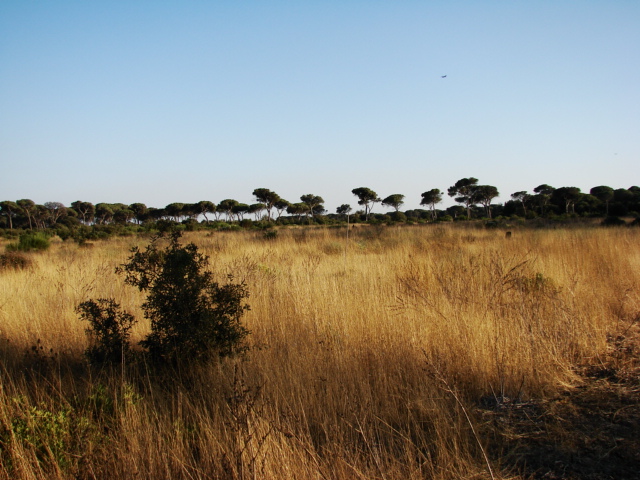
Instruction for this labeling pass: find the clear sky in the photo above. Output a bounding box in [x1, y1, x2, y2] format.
[1, 1, 638, 213]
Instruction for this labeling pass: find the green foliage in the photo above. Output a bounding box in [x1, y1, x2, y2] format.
[336, 204, 352, 216]
[1, 396, 97, 473]
[252, 188, 281, 221]
[352, 187, 380, 220]
[381, 194, 405, 212]
[116, 232, 250, 362]
[448, 177, 479, 218]
[77, 299, 136, 364]
[389, 211, 407, 222]
[6, 232, 50, 252]
[300, 194, 325, 218]
[263, 229, 278, 240]
[420, 189, 442, 220]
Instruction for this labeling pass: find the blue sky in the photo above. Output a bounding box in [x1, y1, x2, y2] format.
[1, 1, 638, 213]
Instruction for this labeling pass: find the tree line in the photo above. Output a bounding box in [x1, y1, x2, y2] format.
[1, 179, 639, 233]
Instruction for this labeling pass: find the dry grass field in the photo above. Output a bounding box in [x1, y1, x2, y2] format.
[0, 224, 639, 479]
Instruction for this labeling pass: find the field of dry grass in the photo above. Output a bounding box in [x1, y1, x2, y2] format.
[1, 224, 639, 479]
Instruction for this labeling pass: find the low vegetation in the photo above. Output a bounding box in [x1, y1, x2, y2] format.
[0, 224, 638, 479]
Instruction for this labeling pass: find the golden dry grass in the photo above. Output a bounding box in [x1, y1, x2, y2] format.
[0, 224, 638, 479]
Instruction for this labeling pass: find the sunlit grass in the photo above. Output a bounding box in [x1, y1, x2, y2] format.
[0, 224, 638, 479]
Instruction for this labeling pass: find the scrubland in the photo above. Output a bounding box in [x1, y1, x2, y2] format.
[0, 224, 638, 479]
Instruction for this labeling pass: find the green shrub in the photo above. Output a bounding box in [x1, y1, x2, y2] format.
[78, 232, 250, 365]
[77, 299, 136, 364]
[6, 233, 50, 252]
[117, 232, 250, 362]
[263, 229, 278, 240]
[389, 211, 407, 223]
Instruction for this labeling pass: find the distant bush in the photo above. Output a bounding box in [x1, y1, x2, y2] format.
[263, 229, 278, 240]
[218, 223, 241, 231]
[389, 211, 407, 223]
[601, 216, 626, 227]
[6, 233, 50, 252]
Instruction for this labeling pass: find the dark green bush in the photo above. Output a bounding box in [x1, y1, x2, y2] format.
[389, 211, 407, 223]
[262, 229, 278, 240]
[77, 299, 136, 364]
[116, 231, 250, 362]
[601, 216, 626, 227]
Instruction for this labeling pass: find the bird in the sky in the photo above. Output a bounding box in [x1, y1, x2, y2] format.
[441, 75, 447, 78]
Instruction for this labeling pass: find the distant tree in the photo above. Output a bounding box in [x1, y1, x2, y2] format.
[113, 206, 135, 225]
[182, 203, 200, 221]
[129, 203, 149, 224]
[232, 203, 249, 221]
[0, 201, 20, 230]
[218, 199, 239, 222]
[576, 194, 601, 216]
[352, 187, 380, 221]
[448, 177, 479, 218]
[420, 189, 442, 221]
[405, 209, 431, 221]
[590, 186, 614, 216]
[381, 194, 405, 212]
[287, 202, 310, 221]
[44, 202, 67, 225]
[300, 194, 325, 219]
[248, 203, 266, 221]
[613, 188, 634, 203]
[510, 191, 531, 217]
[252, 188, 280, 221]
[474, 185, 500, 218]
[533, 184, 555, 216]
[16, 199, 36, 229]
[165, 203, 185, 222]
[95, 203, 115, 224]
[552, 187, 582, 214]
[71, 201, 96, 225]
[336, 204, 352, 218]
[33, 204, 51, 229]
[273, 199, 290, 220]
[446, 205, 466, 219]
[143, 208, 162, 223]
[195, 201, 216, 223]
